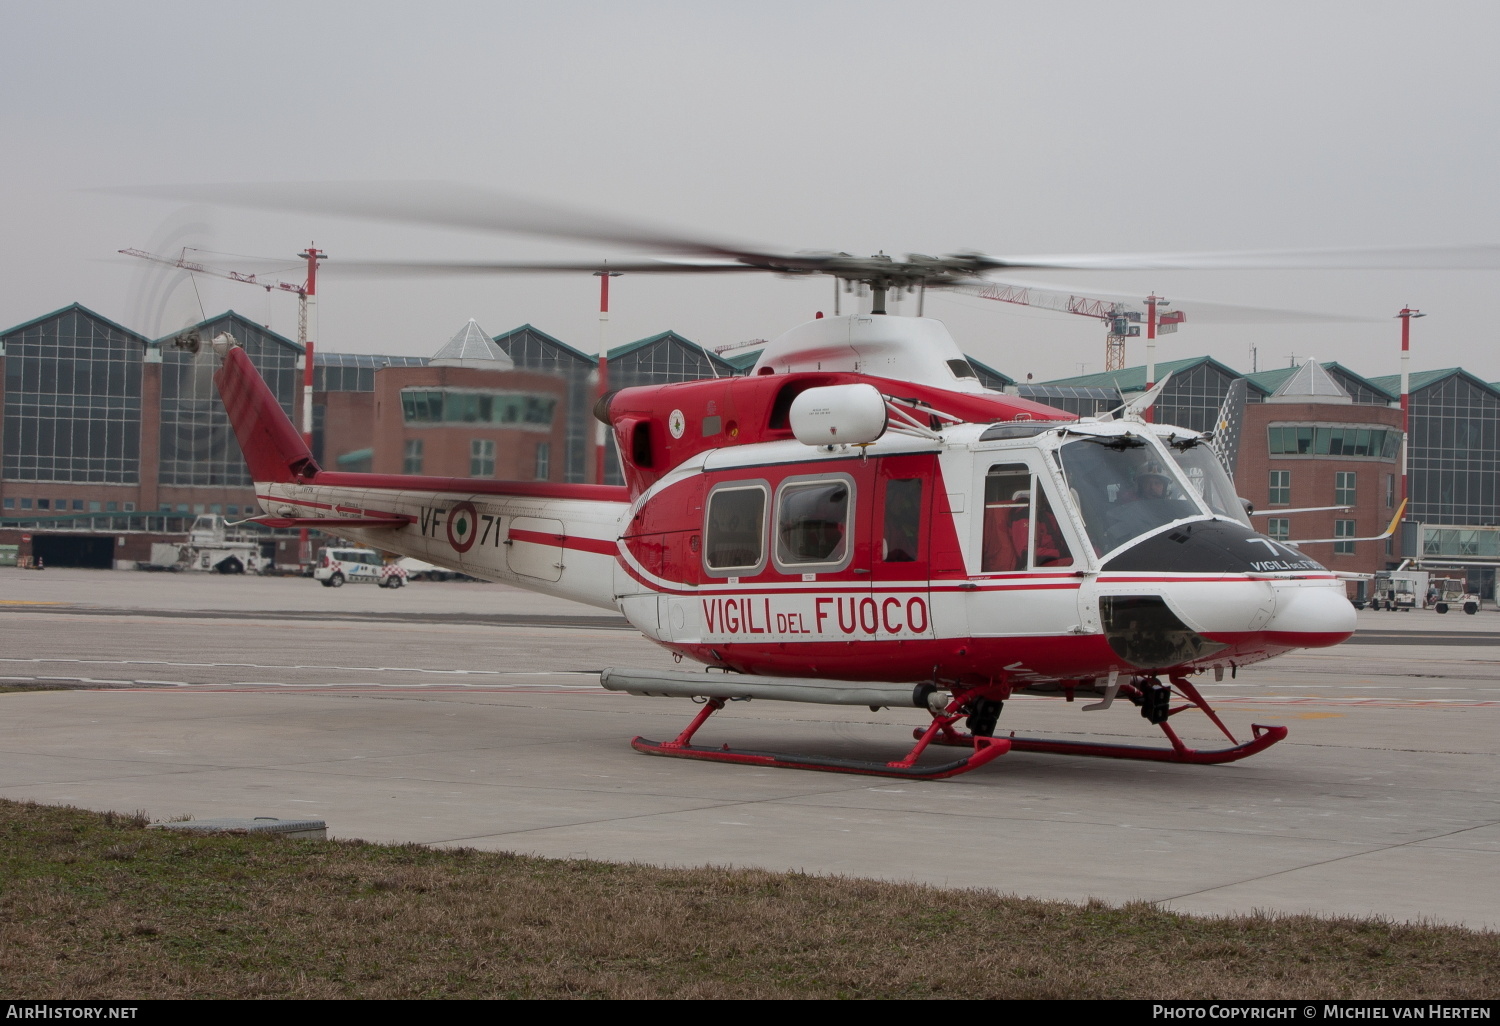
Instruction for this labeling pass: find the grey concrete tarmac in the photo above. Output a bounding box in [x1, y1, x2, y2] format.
[2, 568, 1498, 930]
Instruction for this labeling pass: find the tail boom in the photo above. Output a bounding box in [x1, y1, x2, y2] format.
[257, 478, 628, 609]
[214, 336, 629, 609]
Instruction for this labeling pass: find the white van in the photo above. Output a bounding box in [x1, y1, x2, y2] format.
[314, 547, 406, 588]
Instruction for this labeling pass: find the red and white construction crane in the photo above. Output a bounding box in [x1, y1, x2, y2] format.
[956, 282, 1184, 374]
[119, 245, 325, 447]
[121, 244, 326, 561]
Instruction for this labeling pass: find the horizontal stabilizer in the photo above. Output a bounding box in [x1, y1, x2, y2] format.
[601, 667, 927, 708]
[251, 516, 410, 530]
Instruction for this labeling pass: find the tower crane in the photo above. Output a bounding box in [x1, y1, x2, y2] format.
[955, 282, 1183, 372]
[120, 245, 325, 448]
[121, 244, 326, 564]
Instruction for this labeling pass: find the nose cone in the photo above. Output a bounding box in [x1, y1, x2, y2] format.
[1262, 583, 1357, 648]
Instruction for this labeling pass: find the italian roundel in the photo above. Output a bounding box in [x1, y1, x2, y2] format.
[446, 500, 480, 553]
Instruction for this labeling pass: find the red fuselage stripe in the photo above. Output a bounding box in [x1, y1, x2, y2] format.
[509, 529, 617, 556]
[311, 471, 629, 503]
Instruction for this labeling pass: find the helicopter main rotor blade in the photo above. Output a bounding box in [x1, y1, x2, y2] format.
[974, 243, 1500, 272]
[951, 277, 1378, 324]
[108, 181, 1500, 282]
[111, 180, 784, 264]
[320, 258, 779, 278]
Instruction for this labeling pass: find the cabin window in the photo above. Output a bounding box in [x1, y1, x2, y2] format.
[774, 474, 854, 572]
[704, 482, 768, 575]
[882, 478, 923, 562]
[981, 462, 1074, 571]
[947, 359, 978, 380]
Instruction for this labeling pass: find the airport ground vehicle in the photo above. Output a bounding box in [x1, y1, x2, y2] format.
[1370, 570, 1425, 611]
[144, 514, 266, 574]
[1429, 576, 1480, 615]
[314, 546, 406, 588]
[396, 557, 464, 581]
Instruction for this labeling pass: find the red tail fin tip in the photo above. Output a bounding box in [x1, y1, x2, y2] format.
[214, 345, 321, 484]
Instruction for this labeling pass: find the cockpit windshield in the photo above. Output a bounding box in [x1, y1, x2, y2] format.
[1057, 435, 1208, 554]
[1166, 440, 1253, 527]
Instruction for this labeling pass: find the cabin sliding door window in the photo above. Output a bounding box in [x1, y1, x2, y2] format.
[882, 478, 923, 562]
[981, 462, 1075, 572]
[703, 481, 768, 577]
[774, 474, 855, 574]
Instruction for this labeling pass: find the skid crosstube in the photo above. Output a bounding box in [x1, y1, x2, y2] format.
[1006, 723, 1287, 764]
[631, 734, 1011, 780]
[914, 673, 1288, 766]
[923, 722, 1288, 765]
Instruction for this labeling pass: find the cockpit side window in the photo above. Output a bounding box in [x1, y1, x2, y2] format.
[981, 463, 1074, 572]
[774, 474, 854, 573]
[704, 482, 768, 576]
[1167, 441, 1253, 527]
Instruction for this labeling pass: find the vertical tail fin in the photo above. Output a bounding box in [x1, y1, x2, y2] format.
[214, 343, 321, 483]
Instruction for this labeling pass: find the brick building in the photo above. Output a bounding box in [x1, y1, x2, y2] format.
[365, 320, 569, 481]
[0, 304, 303, 567]
[1237, 360, 1403, 585]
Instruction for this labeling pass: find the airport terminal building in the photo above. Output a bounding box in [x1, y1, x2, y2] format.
[0, 304, 745, 567]
[4, 301, 1499, 586]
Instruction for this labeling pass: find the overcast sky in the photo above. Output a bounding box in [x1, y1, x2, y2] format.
[4, 0, 1498, 383]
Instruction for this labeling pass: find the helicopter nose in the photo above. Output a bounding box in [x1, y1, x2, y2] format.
[1260, 582, 1357, 648]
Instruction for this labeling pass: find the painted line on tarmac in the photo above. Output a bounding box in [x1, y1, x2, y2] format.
[0, 672, 603, 690]
[1348, 631, 1500, 646]
[0, 605, 635, 630]
[1203, 682, 1500, 692]
[218, 679, 600, 689]
[1213, 695, 1500, 707]
[84, 684, 613, 694]
[0, 657, 602, 676]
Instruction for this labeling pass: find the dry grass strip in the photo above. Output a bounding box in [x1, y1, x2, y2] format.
[0, 799, 1495, 999]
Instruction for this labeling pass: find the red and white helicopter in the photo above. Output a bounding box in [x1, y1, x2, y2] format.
[181, 184, 1493, 780]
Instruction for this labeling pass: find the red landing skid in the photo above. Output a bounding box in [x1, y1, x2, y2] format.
[632, 698, 1011, 781]
[921, 676, 1287, 765]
